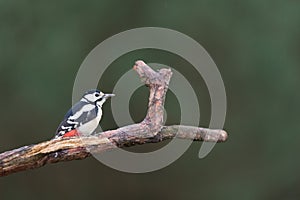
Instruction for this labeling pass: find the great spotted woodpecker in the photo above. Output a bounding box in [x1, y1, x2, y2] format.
[54, 89, 114, 138]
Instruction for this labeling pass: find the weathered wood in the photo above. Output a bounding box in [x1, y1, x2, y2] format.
[0, 60, 228, 177]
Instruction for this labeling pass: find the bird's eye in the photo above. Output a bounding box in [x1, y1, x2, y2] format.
[95, 93, 100, 97]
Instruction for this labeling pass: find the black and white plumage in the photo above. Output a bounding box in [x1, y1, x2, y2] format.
[54, 89, 114, 138]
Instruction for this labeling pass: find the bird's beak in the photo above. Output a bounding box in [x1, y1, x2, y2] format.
[104, 93, 115, 98]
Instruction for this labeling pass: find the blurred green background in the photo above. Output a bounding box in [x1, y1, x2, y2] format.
[1, 1, 300, 199]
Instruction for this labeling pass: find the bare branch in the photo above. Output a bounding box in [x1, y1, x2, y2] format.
[0, 60, 228, 177]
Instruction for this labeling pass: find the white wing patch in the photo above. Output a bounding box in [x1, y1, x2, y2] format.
[69, 104, 95, 120]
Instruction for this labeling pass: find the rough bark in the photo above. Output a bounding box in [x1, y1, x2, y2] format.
[0, 60, 228, 177]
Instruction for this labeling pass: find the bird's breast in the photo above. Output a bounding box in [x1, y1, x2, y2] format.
[77, 109, 102, 136]
[77, 118, 99, 136]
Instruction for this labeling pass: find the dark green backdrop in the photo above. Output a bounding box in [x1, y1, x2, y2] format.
[1, 1, 300, 200]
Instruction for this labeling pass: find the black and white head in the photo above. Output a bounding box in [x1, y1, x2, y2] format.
[82, 89, 114, 107]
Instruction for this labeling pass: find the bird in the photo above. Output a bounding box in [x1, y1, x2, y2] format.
[54, 89, 114, 138]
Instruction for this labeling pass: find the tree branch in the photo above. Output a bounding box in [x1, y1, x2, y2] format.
[0, 60, 228, 177]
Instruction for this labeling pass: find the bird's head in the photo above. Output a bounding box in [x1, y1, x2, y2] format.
[82, 89, 115, 106]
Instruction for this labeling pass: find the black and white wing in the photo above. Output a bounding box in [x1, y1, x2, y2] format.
[55, 101, 98, 138]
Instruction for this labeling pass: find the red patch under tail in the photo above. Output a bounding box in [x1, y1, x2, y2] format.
[62, 129, 79, 138]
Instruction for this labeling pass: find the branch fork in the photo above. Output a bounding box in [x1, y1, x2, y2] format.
[0, 60, 228, 177]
